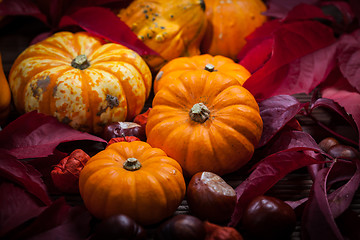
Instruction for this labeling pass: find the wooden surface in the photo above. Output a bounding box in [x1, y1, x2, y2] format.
[1, 16, 360, 240]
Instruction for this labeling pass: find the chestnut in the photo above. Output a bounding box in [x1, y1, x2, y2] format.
[240, 195, 296, 240]
[327, 144, 360, 160]
[90, 214, 146, 240]
[186, 171, 237, 223]
[154, 214, 206, 240]
[318, 137, 339, 152]
[102, 121, 145, 142]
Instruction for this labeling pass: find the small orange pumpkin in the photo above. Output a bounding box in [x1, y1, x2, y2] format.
[201, 0, 267, 60]
[146, 68, 263, 177]
[79, 141, 186, 225]
[153, 54, 251, 94]
[9, 31, 152, 134]
[118, 0, 207, 71]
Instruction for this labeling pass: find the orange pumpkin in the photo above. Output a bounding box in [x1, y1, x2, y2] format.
[118, 0, 207, 71]
[146, 68, 263, 177]
[153, 54, 251, 94]
[8, 31, 152, 134]
[0, 53, 11, 126]
[201, 0, 267, 60]
[79, 141, 186, 225]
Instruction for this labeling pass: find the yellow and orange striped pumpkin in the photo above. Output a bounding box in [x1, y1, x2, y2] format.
[9, 31, 152, 134]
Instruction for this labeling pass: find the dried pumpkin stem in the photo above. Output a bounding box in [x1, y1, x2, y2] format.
[71, 54, 90, 70]
[204, 63, 215, 72]
[123, 157, 142, 171]
[189, 103, 210, 123]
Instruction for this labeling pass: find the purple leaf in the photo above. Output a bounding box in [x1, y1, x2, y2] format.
[0, 111, 106, 159]
[229, 151, 324, 227]
[59, 6, 159, 56]
[257, 95, 306, 147]
[0, 150, 52, 205]
[0, 182, 46, 238]
[302, 159, 360, 239]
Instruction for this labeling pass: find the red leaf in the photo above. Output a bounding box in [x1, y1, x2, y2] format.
[0, 0, 47, 23]
[242, 19, 336, 100]
[228, 151, 323, 227]
[336, 29, 360, 93]
[302, 159, 360, 240]
[258, 95, 305, 147]
[0, 182, 46, 238]
[59, 6, 159, 56]
[283, 3, 333, 22]
[0, 150, 52, 205]
[0, 111, 106, 159]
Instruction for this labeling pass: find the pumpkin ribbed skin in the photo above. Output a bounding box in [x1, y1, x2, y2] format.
[201, 0, 267, 60]
[79, 141, 186, 225]
[153, 54, 251, 94]
[118, 0, 207, 71]
[146, 70, 263, 177]
[9, 31, 152, 134]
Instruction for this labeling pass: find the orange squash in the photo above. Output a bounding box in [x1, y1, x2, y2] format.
[0, 53, 11, 126]
[79, 141, 186, 225]
[201, 0, 267, 60]
[153, 54, 251, 94]
[118, 0, 207, 71]
[8, 31, 152, 134]
[146, 68, 263, 177]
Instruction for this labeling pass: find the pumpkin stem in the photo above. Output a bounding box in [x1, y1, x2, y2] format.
[123, 157, 142, 171]
[204, 63, 216, 72]
[189, 103, 210, 123]
[71, 54, 90, 70]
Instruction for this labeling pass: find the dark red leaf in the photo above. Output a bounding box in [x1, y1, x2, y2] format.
[59, 6, 159, 56]
[242, 19, 336, 100]
[10, 200, 93, 240]
[0, 111, 106, 159]
[302, 159, 360, 240]
[0, 150, 52, 205]
[263, 0, 319, 19]
[283, 3, 333, 22]
[0, 182, 46, 238]
[0, 0, 47, 23]
[228, 151, 324, 227]
[336, 29, 360, 93]
[257, 95, 305, 147]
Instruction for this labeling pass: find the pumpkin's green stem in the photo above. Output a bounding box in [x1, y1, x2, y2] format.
[123, 157, 142, 171]
[71, 54, 90, 70]
[189, 103, 210, 123]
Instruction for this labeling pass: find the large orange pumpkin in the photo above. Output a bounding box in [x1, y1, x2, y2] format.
[146, 68, 263, 177]
[201, 0, 267, 60]
[118, 0, 207, 71]
[9, 31, 152, 134]
[153, 54, 251, 94]
[79, 141, 186, 225]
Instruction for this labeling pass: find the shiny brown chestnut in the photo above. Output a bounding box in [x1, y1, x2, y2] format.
[327, 144, 360, 160]
[154, 214, 206, 240]
[186, 171, 237, 223]
[241, 195, 296, 240]
[102, 121, 145, 142]
[90, 214, 146, 240]
[318, 137, 339, 153]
